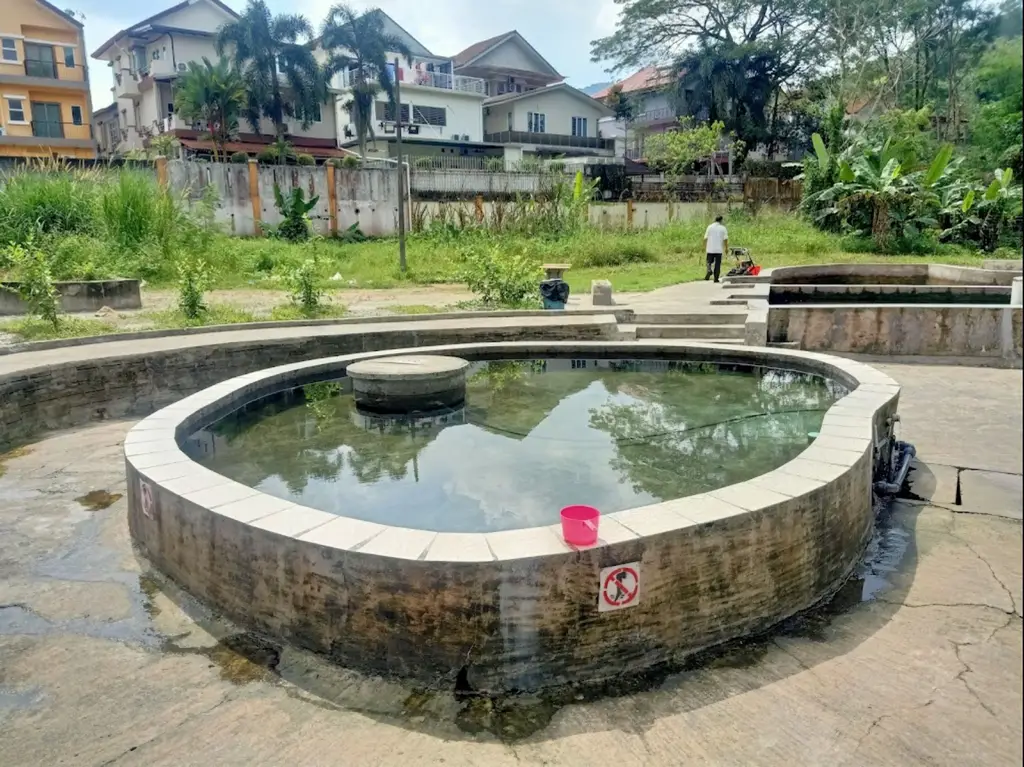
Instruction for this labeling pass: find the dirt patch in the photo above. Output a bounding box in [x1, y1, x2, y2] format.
[74, 490, 124, 511]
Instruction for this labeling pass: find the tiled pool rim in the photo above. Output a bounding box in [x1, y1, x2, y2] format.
[124, 340, 901, 693]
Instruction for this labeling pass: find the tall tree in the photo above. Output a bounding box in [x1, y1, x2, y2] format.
[216, 0, 324, 142]
[320, 5, 412, 159]
[173, 56, 246, 162]
[591, 0, 823, 156]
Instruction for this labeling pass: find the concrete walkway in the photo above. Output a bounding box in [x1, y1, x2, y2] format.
[0, 361, 1020, 766]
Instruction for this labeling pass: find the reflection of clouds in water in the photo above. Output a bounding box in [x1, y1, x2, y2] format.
[206, 362, 842, 534]
[436, 383, 657, 529]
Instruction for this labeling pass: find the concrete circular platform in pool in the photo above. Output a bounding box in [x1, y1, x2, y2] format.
[123, 340, 901, 694]
[346, 353, 469, 412]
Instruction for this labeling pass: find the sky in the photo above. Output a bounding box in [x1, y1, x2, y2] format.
[71, 0, 624, 112]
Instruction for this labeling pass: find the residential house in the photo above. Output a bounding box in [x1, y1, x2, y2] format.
[90, 0, 344, 160]
[593, 66, 710, 162]
[330, 11, 495, 166]
[453, 31, 615, 160]
[92, 102, 119, 157]
[0, 0, 94, 160]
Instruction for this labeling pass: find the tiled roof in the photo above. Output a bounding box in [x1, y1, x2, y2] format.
[453, 32, 514, 67]
[592, 66, 673, 100]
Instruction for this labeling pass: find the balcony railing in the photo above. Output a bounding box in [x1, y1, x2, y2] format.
[29, 121, 92, 140]
[484, 131, 615, 151]
[634, 107, 676, 124]
[334, 66, 486, 95]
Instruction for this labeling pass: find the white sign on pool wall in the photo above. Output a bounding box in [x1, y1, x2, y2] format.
[140, 480, 154, 520]
[598, 562, 641, 612]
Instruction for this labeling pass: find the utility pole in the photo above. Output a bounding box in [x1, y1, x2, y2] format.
[393, 57, 407, 273]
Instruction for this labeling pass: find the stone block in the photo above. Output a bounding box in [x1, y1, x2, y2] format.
[591, 279, 614, 306]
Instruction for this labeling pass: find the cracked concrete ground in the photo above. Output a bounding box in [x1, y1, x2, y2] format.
[0, 362, 1020, 766]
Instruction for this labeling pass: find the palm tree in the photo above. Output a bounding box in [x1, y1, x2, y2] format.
[320, 5, 412, 159]
[173, 56, 246, 162]
[216, 0, 324, 143]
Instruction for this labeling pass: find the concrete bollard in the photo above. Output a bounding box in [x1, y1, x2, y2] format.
[1012, 276, 1022, 307]
[591, 279, 614, 306]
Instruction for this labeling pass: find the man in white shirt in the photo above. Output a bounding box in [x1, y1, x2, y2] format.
[703, 215, 729, 283]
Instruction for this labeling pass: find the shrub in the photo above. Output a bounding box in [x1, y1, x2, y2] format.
[272, 184, 320, 242]
[414, 157, 435, 169]
[286, 258, 324, 315]
[0, 165, 99, 242]
[3, 236, 61, 329]
[46, 234, 110, 280]
[340, 155, 359, 169]
[578, 240, 656, 267]
[256, 149, 277, 164]
[743, 159, 804, 179]
[177, 254, 209, 320]
[99, 170, 161, 250]
[326, 158, 343, 169]
[230, 151, 250, 164]
[484, 157, 505, 172]
[460, 246, 539, 307]
[296, 153, 316, 166]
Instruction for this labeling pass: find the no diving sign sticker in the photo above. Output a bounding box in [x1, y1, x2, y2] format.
[598, 563, 640, 612]
[140, 480, 155, 520]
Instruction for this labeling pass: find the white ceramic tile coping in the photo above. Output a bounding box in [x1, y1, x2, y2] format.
[123, 340, 899, 564]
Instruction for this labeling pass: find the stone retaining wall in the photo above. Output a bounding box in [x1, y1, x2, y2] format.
[123, 341, 900, 694]
[0, 279, 141, 316]
[0, 317, 615, 452]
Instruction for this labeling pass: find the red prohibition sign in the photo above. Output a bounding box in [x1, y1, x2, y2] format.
[602, 566, 639, 607]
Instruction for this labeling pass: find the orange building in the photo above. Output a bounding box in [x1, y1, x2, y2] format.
[0, 0, 95, 159]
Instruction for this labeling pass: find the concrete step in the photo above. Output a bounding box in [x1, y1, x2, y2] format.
[710, 298, 749, 306]
[632, 312, 748, 326]
[723, 274, 772, 285]
[724, 282, 757, 290]
[768, 341, 800, 349]
[635, 324, 746, 340]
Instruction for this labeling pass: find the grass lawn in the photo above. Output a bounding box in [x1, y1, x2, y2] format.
[194, 210, 996, 295]
[1, 209, 1009, 343]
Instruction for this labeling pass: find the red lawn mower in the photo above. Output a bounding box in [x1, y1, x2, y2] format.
[725, 247, 761, 277]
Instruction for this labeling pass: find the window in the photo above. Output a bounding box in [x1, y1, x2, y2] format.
[526, 111, 545, 133]
[6, 98, 26, 123]
[411, 105, 445, 127]
[71, 105, 82, 125]
[24, 43, 56, 78]
[167, 103, 174, 118]
[63, 46, 75, 68]
[1, 38, 17, 62]
[151, 49, 160, 61]
[507, 111, 512, 131]
[31, 102, 63, 138]
[310, 101, 322, 122]
[571, 359, 588, 369]
[571, 116, 588, 137]
[375, 101, 410, 123]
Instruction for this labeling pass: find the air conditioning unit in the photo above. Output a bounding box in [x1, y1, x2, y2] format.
[461, 134, 470, 141]
[0, 127, 5, 136]
[177, 63, 187, 72]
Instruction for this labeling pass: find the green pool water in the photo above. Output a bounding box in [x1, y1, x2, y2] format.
[183, 358, 847, 533]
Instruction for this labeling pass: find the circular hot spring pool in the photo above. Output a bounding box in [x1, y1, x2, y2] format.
[124, 342, 899, 694]
[181, 358, 847, 534]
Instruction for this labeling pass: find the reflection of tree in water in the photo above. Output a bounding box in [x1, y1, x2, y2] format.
[195, 382, 451, 492]
[589, 366, 844, 498]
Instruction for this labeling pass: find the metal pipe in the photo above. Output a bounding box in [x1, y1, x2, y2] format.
[874, 440, 917, 494]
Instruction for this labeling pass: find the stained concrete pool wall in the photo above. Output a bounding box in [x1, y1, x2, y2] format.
[0, 313, 617, 452]
[123, 341, 900, 694]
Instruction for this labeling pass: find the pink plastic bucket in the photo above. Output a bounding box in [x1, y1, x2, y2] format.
[560, 505, 600, 546]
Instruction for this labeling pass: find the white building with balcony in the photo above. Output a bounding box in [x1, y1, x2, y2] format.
[452, 31, 615, 160]
[329, 11, 496, 167]
[91, 0, 344, 159]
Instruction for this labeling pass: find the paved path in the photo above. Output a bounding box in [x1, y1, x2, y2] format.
[0, 362, 1020, 766]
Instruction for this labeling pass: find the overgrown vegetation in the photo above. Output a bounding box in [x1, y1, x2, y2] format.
[177, 255, 210, 320]
[286, 257, 325, 315]
[2, 236, 60, 329]
[272, 183, 319, 241]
